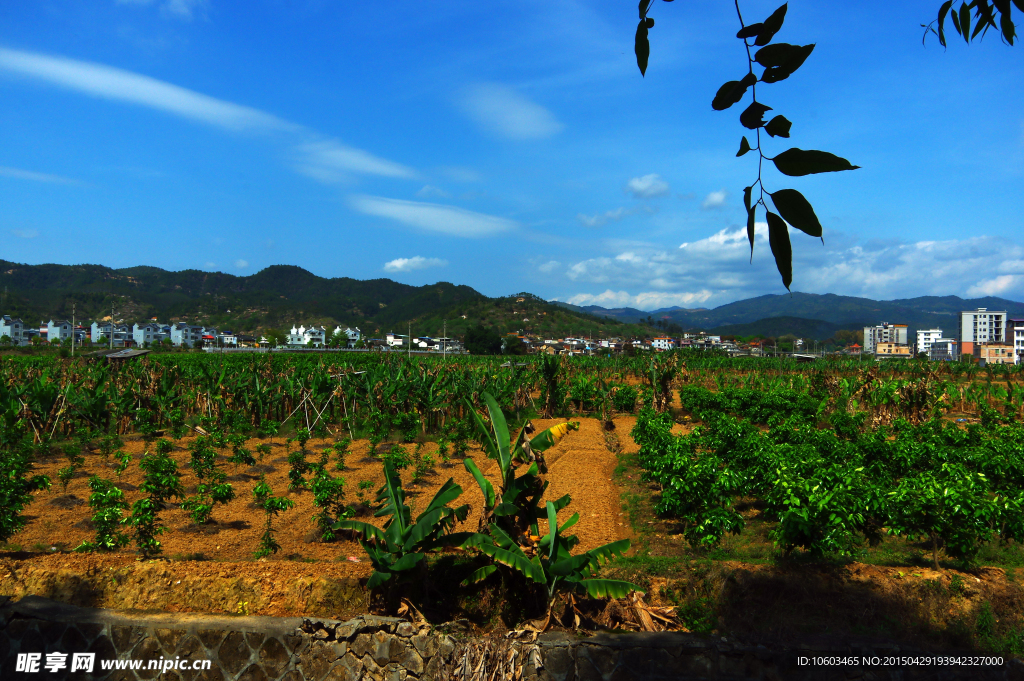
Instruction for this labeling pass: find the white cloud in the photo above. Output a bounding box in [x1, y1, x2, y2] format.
[383, 256, 448, 273]
[565, 290, 714, 310]
[235, 259, 248, 269]
[701, 189, 728, 210]
[625, 174, 669, 198]
[0, 165, 81, 185]
[349, 196, 516, 238]
[204, 261, 216, 268]
[538, 260, 561, 273]
[415, 185, 450, 199]
[10, 229, 39, 239]
[291, 138, 416, 182]
[460, 83, 563, 140]
[967, 275, 1021, 297]
[561, 227, 1024, 309]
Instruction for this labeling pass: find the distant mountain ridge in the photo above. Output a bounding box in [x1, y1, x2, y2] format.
[565, 292, 1024, 338]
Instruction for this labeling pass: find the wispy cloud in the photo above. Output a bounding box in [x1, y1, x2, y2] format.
[291, 138, 416, 182]
[701, 189, 727, 210]
[116, 0, 208, 21]
[383, 256, 448, 273]
[350, 196, 516, 238]
[0, 47, 293, 133]
[234, 259, 249, 269]
[9, 229, 39, 239]
[0, 165, 81, 185]
[0, 48, 416, 182]
[576, 205, 653, 228]
[625, 174, 669, 199]
[415, 185, 450, 199]
[460, 83, 563, 140]
[538, 260, 561, 273]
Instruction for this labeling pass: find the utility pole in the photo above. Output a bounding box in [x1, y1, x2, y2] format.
[408, 321, 411, 360]
[443, 319, 446, 360]
[110, 303, 114, 350]
[71, 303, 75, 357]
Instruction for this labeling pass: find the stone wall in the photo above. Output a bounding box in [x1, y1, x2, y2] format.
[0, 596, 455, 681]
[3, 596, 1023, 681]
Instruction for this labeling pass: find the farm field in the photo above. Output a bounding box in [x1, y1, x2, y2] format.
[3, 350, 1024, 650]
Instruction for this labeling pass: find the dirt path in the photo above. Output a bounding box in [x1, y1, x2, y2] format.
[533, 417, 632, 550]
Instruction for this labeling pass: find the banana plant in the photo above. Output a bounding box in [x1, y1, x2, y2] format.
[336, 458, 473, 590]
[463, 392, 579, 537]
[463, 500, 637, 627]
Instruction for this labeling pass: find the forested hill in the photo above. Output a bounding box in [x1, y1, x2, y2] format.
[0, 260, 483, 331]
[0, 261, 653, 339]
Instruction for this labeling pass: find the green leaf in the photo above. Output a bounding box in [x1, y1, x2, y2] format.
[740, 102, 772, 129]
[951, 2, 962, 35]
[460, 565, 497, 586]
[481, 392, 511, 471]
[754, 42, 802, 68]
[959, 2, 971, 42]
[766, 211, 792, 290]
[635, 20, 650, 77]
[335, 519, 386, 543]
[366, 570, 392, 590]
[736, 23, 763, 39]
[711, 73, 757, 111]
[549, 553, 593, 577]
[764, 115, 791, 138]
[744, 186, 755, 261]
[772, 148, 860, 176]
[587, 538, 632, 565]
[770, 189, 822, 238]
[463, 458, 495, 509]
[572, 579, 639, 599]
[389, 551, 425, 573]
[478, 543, 539, 580]
[755, 3, 788, 46]
[737, 136, 752, 156]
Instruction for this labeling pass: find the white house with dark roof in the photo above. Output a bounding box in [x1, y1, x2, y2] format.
[46, 319, 73, 343]
[0, 316, 27, 345]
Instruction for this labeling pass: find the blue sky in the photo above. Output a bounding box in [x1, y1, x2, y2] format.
[1, 1, 1022, 311]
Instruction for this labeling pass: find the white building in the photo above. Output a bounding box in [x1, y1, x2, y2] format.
[133, 322, 168, 347]
[385, 332, 405, 348]
[651, 337, 676, 351]
[91, 322, 133, 348]
[959, 307, 1006, 358]
[1009, 318, 1024, 365]
[863, 322, 908, 354]
[170, 323, 204, 348]
[288, 324, 327, 347]
[916, 328, 943, 356]
[0, 316, 27, 345]
[46, 319, 73, 343]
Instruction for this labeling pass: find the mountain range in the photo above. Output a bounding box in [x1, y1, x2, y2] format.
[561, 292, 1024, 340]
[3, 259, 1022, 342]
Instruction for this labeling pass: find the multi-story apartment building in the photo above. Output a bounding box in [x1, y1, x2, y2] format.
[651, 337, 676, 351]
[929, 338, 959, 362]
[959, 307, 1006, 357]
[1009, 318, 1024, 365]
[863, 322, 908, 354]
[288, 325, 327, 347]
[0, 315, 27, 345]
[915, 328, 943, 356]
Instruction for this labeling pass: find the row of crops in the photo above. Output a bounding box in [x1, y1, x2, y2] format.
[631, 381, 1024, 567]
[3, 350, 1022, 446]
